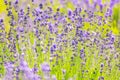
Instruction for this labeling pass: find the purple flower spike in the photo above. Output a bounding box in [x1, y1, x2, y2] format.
[0, 19, 3, 23]
[41, 62, 50, 73]
[85, 0, 89, 4]
[68, 9, 72, 16]
[50, 44, 57, 53]
[35, 29, 39, 36]
[84, 0, 89, 7]
[33, 75, 41, 80]
[97, 0, 102, 4]
[93, 1, 97, 9]
[4, 62, 14, 72]
[80, 49, 84, 53]
[80, 49, 85, 59]
[3, 62, 14, 80]
[17, 27, 24, 32]
[39, 3, 43, 9]
[72, 39, 78, 45]
[110, 0, 119, 8]
[71, 0, 79, 5]
[53, 44, 57, 49]
[15, 0, 18, 4]
[48, 23, 53, 33]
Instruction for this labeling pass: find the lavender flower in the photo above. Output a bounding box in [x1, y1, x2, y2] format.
[41, 62, 50, 73]
[3, 62, 14, 80]
[98, 76, 104, 80]
[17, 27, 24, 32]
[0, 19, 3, 23]
[68, 9, 72, 16]
[1, 0, 120, 80]
[80, 49, 85, 59]
[100, 63, 104, 67]
[110, 0, 119, 8]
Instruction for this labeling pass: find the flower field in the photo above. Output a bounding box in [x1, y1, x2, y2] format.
[0, 0, 120, 80]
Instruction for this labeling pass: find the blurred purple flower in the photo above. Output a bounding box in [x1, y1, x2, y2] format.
[110, 0, 119, 8]
[68, 9, 72, 16]
[3, 62, 14, 80]
[41, 62, 50, 73]
[17, 27, 24, 32]
[80, 49, 85, 59]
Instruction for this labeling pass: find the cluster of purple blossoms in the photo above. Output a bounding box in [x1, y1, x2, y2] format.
[0, 0, 120, 80]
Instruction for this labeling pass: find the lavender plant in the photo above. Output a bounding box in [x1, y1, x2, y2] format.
[0, 0, 120, 80]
